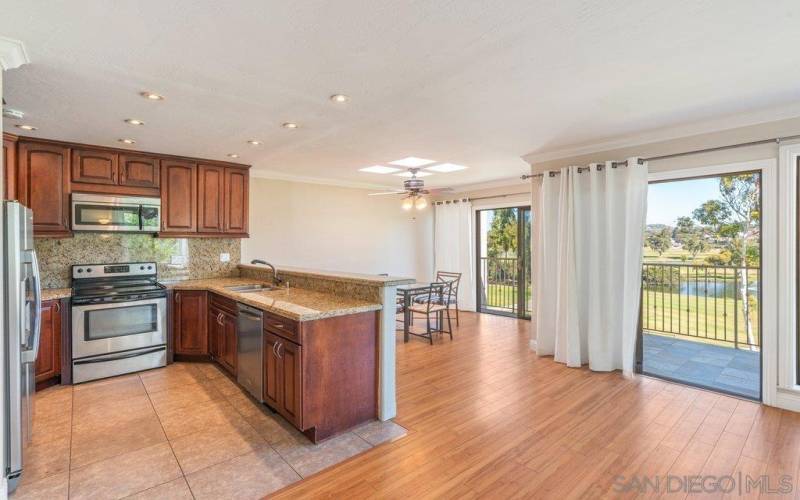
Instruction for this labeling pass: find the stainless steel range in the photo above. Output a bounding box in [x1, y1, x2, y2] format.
[71, 262, 167, 383]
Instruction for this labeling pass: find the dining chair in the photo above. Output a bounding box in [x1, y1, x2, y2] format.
[407, 282, 453, 344]
[414, 271, 462, 326]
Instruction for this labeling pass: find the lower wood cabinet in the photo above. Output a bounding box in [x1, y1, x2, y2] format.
[263, 330, 302, 428]
[209, 304, 237, 375]
[35, 299, 62, 384]
[173, 290, 208, 355]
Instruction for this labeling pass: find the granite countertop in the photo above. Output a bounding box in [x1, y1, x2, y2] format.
[164, 277, 382, 321]
[42, 288, 72, 301]
[237, 264, 414, 286]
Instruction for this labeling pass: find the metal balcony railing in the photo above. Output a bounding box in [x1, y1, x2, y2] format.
[641, 263, 760, 350]
[478, 257, 532, 317]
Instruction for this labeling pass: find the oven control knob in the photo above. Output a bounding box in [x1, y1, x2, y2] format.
[147, 265, 153, 270]
[77, 268, 83, 273]
[140, 265, 145, 270]
[86, 268, 92, 273]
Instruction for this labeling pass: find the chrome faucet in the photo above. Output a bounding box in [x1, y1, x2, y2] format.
[250, 260, 283, 285]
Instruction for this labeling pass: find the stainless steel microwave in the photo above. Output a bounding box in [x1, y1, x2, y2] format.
[71, 193, 161, 233]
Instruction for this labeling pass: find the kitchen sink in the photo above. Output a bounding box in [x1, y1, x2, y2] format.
[224, 284, 274, 293]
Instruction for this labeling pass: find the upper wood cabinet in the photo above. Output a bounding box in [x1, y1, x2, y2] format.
[197, 164, 225, 233]
[6, 134, 249, 238]
[225, 167, 249, 235]
[161, 160, 197, 234]
[119, 154, 160, 189]
[3, 133, 18, 200]
[71, 148, 118, 185]
[17, 140, 72, 237]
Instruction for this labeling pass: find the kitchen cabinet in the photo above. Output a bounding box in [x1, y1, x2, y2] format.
[3, 133, 17, 200]
[173, 290, 207, 355]
[17, 140, 71, 237]
[119, 154, 160, 189]
[35, 299, 62, 384]
[263, 330, 302, 427]
[160, 160, 197, 234]
[224, 167, 249, 235]
[71, 148, 118, 185]
[208, 305, 237, 375]
[197, 164, 225, 233]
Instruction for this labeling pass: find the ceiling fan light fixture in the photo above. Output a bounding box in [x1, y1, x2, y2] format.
[414, 196, 428, 210]
[401, 196, 415, 211]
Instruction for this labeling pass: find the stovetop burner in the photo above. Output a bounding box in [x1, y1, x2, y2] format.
[71, 262, 166, 304]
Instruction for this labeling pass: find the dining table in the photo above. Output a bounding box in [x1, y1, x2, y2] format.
[396, 282, 445, 342]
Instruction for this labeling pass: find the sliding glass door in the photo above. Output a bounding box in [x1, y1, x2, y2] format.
[475, 206, 532, 319]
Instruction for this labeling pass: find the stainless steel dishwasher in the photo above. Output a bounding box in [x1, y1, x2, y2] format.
[236, 303, 263, 402]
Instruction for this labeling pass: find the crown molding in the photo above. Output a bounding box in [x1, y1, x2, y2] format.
[522, 102, 800, 164]
[0, 37, 30, 71]
[447, 176, 531, 194]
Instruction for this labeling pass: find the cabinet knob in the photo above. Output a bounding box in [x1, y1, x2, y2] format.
[217, 312, 224, 325]
[54, 301, 60, 313]
[175, 292, 181, 303]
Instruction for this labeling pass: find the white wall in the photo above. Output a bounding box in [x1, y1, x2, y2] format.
[242, 177, 434, 281]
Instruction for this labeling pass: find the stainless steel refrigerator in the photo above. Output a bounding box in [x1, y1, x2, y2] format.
[3, 201, 41, 492]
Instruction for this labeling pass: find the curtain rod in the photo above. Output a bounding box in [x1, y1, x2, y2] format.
[433, 191, 530, 205]
[520, 133, 800, 180]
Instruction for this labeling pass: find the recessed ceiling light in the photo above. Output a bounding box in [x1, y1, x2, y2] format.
[227, 153, 240, 158]
[125, 118, 145, 126]
[395, 171, 432, 177]
[359, 165, 402, 174]
[389, 157, 436, 167]
[282, 122, 299, 129]
[140, 91, 164, 101]
[118, 138, 136, 145]
[426, 163, 468, 173]
[330, 94, 350, 103]
[15, 124, 38, 131]
[247, 140, 262, 146]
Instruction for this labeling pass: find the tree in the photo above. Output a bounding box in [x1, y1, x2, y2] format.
[683, 234, 707, 259]
[646, 228, 672, 256]
[692, 174, 760, 348]
[487, 209, 518, 258]
[673, 216, 696, 243]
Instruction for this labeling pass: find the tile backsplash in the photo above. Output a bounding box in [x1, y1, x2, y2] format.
[35, 234, 241, 288]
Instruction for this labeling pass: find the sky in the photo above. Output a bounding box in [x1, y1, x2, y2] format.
[646, 177, 722, 226]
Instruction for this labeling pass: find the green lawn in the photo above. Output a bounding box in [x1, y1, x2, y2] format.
[642, 287, 760, 348]
[642, 247, 721, 264]
[484, 283, 532, 313]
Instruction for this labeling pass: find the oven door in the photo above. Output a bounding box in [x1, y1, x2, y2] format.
[72, 200, 142, 232]
[72, 297, 166, 359]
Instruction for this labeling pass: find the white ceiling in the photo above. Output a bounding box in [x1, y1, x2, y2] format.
[2, 1, 800, 189]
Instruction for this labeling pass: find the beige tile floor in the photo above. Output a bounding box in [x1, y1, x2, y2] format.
[11, 362, 407, 500]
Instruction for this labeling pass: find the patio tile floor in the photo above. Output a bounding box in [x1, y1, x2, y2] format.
[642, 332, 760, 400]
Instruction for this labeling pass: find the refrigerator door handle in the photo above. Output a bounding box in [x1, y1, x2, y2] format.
[21, 249, 42, 364]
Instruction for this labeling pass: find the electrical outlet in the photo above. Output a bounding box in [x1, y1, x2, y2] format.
[220, 253, 230, 262]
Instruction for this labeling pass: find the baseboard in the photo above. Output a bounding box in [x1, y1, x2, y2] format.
[775, 388, 800, 412]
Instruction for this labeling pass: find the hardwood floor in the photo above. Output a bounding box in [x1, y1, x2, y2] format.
[274, 311, 800, 499]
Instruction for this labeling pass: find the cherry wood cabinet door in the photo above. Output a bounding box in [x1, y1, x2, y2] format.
[208, 307, 222, 361]
[17, 141, 71, 236]
[263, 331, 281, 409]
[119, 155, 160, 189]
[221, 311, 237, 375]
[173, 290, 207, 355]
[160, 160, 197, 233]
[71, 148, 118, 185]
[224, 167, 249, 235]
[35, 300, 61, 383]
[3, 134, 17, 200]
[197, 164, 224, 233]
[278, 339, 302, 428]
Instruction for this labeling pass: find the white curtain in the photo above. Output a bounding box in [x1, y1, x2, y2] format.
[533, 159, 648, 375]
[434, 200, 476, 311]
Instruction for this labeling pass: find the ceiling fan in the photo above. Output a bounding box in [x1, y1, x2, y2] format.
[368, 168, 452, 210]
